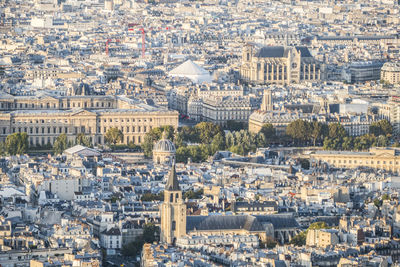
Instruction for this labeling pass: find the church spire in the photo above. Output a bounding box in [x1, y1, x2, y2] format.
[165, 164, 180, 191]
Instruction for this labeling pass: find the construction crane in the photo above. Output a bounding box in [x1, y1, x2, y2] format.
[105, 39, 120, 56]
[128, 25, 173, 58]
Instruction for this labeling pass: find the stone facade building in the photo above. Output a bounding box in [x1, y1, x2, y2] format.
[0, 92, 178, 146]
[381, 62, 400, 84]
[311, 147, 400, 173]
[240, 44, 324, 85]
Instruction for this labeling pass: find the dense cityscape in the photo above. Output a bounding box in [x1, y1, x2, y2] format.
[1, 0, 400, 266]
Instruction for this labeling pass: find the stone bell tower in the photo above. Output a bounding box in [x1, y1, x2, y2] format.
[160, 164, 186, 244]
[260, 89, 273, 112]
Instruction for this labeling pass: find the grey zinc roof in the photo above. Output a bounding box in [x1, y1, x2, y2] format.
[255, 215, 299, 229]
[186, 215, 265, 232]
[295, 46, 312, 57]
[254, 46, 312, 58]
[255, 46, 285, 58]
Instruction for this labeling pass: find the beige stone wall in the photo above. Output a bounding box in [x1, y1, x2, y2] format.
[311, 148, 400, 172]
[0, 96, 179, 146]
[187, 229, 267, 242]
[160, 190, 186, 244]
[240, 45, 322, 85]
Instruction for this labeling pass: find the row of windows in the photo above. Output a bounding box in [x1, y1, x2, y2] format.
[1, 101, 114, 109]
[28, 135, 142, 146]
[11, 117, 170, 124]
[9, 125, 152, 135]
[100, 125, 151, 133]
[100, 118, 152, 123]
[327, 158, 399, 165]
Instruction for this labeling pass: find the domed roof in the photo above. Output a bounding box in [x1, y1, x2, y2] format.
[153, 132, 176, 153]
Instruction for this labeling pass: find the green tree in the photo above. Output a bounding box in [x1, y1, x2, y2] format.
[178, 126, 200, 143]
[328, 123, 347, 140]
[142, 126, 175, 157]
[195, 122, 223, 144]
[105, 127, 124, 145]
[6, 132, 29, 155]
[310, 121, 329, 146]
[53, 133, 69, 155]
[353, 134, 376, 151]
[183, 189, 204, 199]
[141, 192, 164, 202]
[76, 133, 91, 147]
[369, 119, 392, 137]
[260, 123, 276, 144]
[373, 198, 382, 208]
[176, 146, 191, 163]
[211, 132, 226, 153]
[375, 135, 389, 147]
[286, 120, 311, 145]
[342, 136, 354, 151]
[0, 142, 6, 156]
[121, 223, 159, 257]
[229, 144, 245, 155]
[188, 145, 203, 162]
[226, 120, 247, 131]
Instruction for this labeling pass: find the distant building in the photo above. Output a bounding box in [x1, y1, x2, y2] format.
[153, 131, 176, 165]
[341, 61, 383, 84]
[231, 201, 278, 215]
[160, 165, 299, 245]
[0, 92, 178, 146]
[311, 147, 400, 173]
[169, 60, 212, 84]
[240, 44, 324, 84]
[377, 97, 400, 137]
[381, 62, 400, 84]
[306, 229, 339, 248]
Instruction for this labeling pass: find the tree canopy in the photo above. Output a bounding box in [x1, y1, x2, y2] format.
[53, 133, 69, 155]
[75, 133, 91, 147]
[6, 132, 28, 155]
[105, 127, 124, 145]
[369, 119, 392, 137]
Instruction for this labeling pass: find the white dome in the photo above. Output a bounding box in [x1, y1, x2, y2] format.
[153, 139, 176, 153]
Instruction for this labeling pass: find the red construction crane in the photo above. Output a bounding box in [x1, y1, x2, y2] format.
[128, 26, 173, 58]
[105, 39, 120, 56]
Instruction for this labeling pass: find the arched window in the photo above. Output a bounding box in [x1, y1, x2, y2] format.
[170, 193, 173, 202]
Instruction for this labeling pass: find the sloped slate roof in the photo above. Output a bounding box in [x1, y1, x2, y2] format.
[186, 215, 265, 232]
[255, 46, 285, 57]
[254, 46, 312, 58]
[255, 214, 299, 229]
